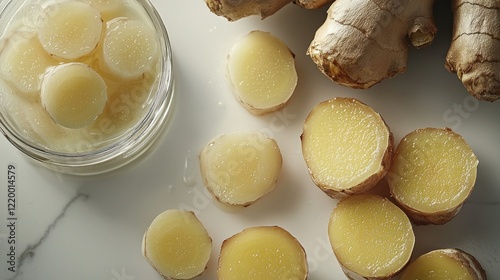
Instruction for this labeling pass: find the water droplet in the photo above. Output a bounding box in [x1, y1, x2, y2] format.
[166, 185, 174, 194]
[218, 101, 226, 108]
[183, 150, 197, 187]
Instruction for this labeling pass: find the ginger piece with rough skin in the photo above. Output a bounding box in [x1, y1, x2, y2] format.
[308, 0, 436, 89]
[301, 98, 393, 199]
[445, 0, 500, 102]
[387, 128, 478, 225]
[204, 0, 293, 21]
[329, 194, 415, 280]
[294, 0, 333, 9]
[400, 248, 487, 280]
[218, 226, 308, 280]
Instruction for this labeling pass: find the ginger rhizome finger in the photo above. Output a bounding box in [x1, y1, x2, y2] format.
[308, 0, 436, 89]
[445, 0, 500, 102]
[204, 0, 293, 21]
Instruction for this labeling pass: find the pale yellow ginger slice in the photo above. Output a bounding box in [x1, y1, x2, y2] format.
[102, 18, 159, 80]
[142, 209, 212, 280]
[205, 0, 293, 21]
[0, 33, 56, 94]
[328, 194, 415, 280]
[301, 98, 393, 199]
[80, 0, 124, 20]
[218, 226, 308, 280]
[400, 249, 486, 280]
[200, 131, 282, 206]
[227, 30, 297, 115]
[41, 63, 108, 129]
[38, 2, 103, 60]
[387, 127, 478, 225]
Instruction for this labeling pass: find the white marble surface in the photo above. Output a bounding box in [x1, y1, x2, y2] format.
[1, 1, 500, 279]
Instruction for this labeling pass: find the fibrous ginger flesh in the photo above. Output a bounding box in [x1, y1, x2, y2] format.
[218, 226, 307, 280]
[227, 31, 297, 114]
[38, 1, 102, 60]
[0, 34, 56, 94]
[41, 63, 108, 129]
[388, 128, 478, 213]
[102, 18, 159, 79]
[200, 131, 282, 206]
[302, 98, 390, 192]
[401, 249, 484, 280]
[329, 194, 414, 278]
[144, 210, 212, 280]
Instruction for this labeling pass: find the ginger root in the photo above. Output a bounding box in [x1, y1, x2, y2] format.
[445, 0, 500, 102]
[204, 0, 293, 21]
[307, 0, 436, 89]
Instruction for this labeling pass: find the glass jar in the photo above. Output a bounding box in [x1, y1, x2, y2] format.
[0, 0, 175, 175]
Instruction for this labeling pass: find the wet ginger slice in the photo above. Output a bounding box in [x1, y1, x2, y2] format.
[328, 194, 415, 280]
[41, 63, 108, 129]
[387, 127, 478, 225]
[227, 30, 297, 115]
[142, 210, 212, 280]
[218, 226, 308, 280]
[38, 1, 102, 60]
[400, 249, 486, 280]
[301, 98, 393, 198]
[200, 131, 282, 207]
[102, 18, 159, 80]
[0, 33, 56, 94]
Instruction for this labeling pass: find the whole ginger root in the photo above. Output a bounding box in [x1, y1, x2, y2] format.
[307, 0, 436, 89]
[445, 0, 500, 102]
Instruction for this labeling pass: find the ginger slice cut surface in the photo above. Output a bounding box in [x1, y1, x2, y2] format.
[218, 226, 308, 280]
[329, 194, 415, 279]
[143, 210, 212, 280]
[387, 127, 478, 225]
[41, 63, 108, 129]
[37, 1, 102, 60]
[0, 33, 57, 94]
[400, 249, 486, 280]
[301, 98, 393, 198]
[200, 131, 282, 206]
[227, 30, 297, 115]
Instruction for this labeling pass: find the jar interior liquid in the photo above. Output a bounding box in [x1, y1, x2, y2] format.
[0, 0, 174, 174]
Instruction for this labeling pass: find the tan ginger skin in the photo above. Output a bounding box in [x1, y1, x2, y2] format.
[308, 0, 436, 89]
[205, 0, 500, 101]
[445, 0, 500, 102]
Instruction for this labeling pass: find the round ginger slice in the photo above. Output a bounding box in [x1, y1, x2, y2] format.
[142, 209, 212, 280]
[387, 127, 478, 225]
[400, 248, 486, 280]
[102, 18, 159, 80]
[328, 194, 415, 280]
[227, 30, 297, 115]
[301, 98, 393, 198]
[218, 226, 308, 280]
[200, 131, 282, 207]
[41, 63, 108, 129]
[38, 1, 103, 60]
